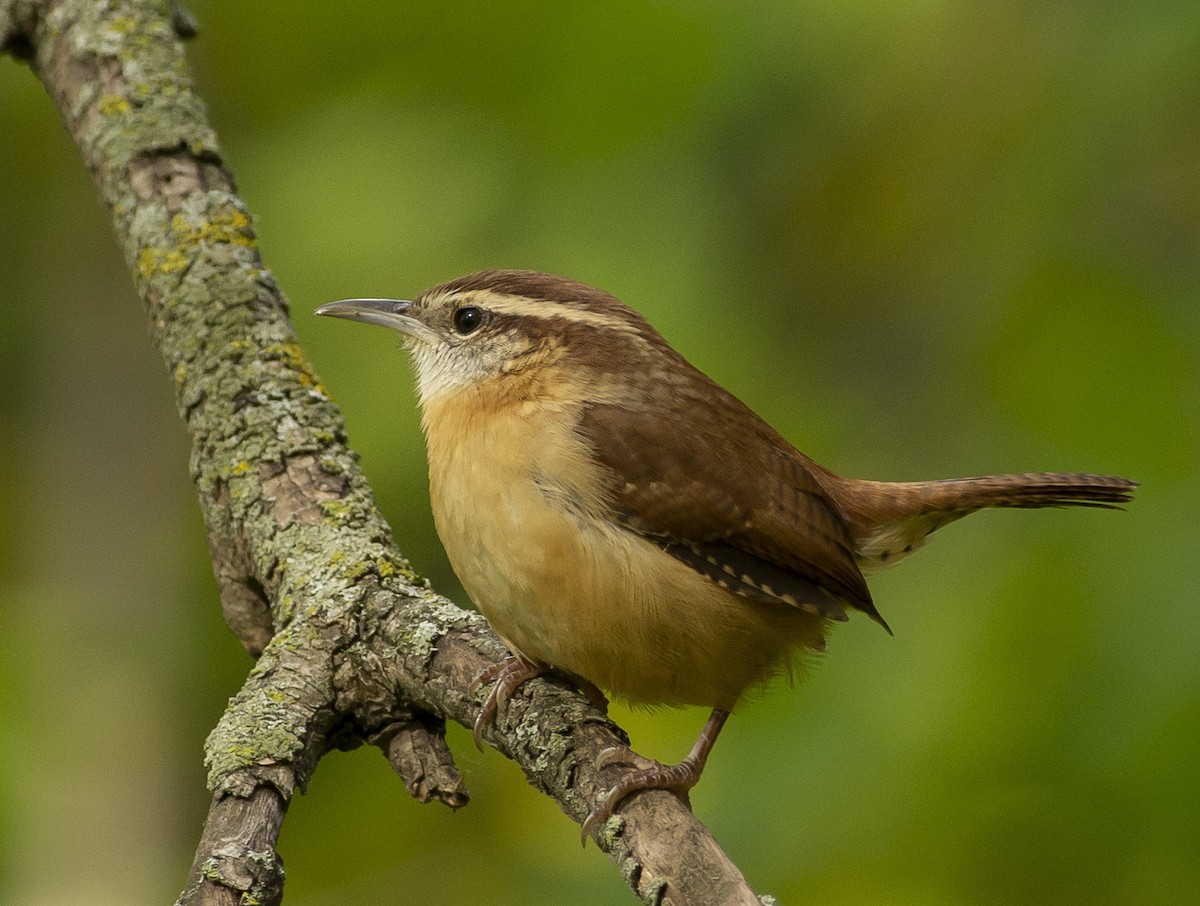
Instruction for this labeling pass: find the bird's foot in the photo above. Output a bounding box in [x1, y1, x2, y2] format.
[470, 654, 547, 750]
[580, 745, 706, 843]
[580, 708, 730, 846]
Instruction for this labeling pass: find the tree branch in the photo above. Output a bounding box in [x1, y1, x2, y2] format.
[1, 2, 763, 903]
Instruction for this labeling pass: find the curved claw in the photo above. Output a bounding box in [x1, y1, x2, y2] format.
[470, 655, 547, 750]
[595, 744, 654, 772]
[472, 690, 499, 751]
[580, 804, 611, 844]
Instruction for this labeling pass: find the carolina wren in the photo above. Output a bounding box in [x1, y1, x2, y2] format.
[317, 269, 1135, 837]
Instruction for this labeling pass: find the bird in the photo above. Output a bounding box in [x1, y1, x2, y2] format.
[316, 269, 1136, 839]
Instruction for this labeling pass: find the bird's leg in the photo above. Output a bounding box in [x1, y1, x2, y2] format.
[581, 708, 730, 842]
[470, 654, 548, 749]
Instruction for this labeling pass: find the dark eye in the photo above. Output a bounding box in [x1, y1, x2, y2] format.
[453, 306, 484, 335]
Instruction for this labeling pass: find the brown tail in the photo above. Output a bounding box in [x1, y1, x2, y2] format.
[823, 471, 1137, 570]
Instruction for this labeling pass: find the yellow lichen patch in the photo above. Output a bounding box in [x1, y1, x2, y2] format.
[173, 362, 187, 385]
[319, 498, 355, 521]
[213, 209, 251, 231]
[98, 94, 131, 116]
[264, 341, 321, 388]
[160, 250, 187, 272]
[346, 560, 375, 581]
[169, 208, 258, 251]
[137, 246, 188, 281]
[202, 210, 256, 247]
[136, 248, 155, 280]
[231, 461, 252, 476]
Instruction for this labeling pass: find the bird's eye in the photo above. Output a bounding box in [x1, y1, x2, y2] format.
[453, 306, 484, 336]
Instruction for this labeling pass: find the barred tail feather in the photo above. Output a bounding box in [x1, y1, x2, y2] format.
[889, 472, 1138, 512]
[829, 472, 1137, 571]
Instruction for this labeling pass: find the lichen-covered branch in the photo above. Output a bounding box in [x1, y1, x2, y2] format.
[1, 2, 763, 904]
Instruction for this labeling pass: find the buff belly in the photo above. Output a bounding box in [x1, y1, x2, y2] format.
[424, 395, 826, 710]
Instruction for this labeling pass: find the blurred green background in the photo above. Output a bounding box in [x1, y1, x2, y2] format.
[1, 1, 1197, 903]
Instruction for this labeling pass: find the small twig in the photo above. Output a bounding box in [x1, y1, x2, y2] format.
[368, 716, 470, 809]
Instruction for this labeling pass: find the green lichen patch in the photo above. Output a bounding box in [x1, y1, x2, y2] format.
[203, 648, 328, 790]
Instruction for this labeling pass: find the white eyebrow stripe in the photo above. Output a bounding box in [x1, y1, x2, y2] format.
[467, 292, 646, 335]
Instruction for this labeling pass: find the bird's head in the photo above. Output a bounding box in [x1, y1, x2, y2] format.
[316, 269, 666, 406]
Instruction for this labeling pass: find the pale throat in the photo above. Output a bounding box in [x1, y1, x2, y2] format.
[408, 342, 479, 406]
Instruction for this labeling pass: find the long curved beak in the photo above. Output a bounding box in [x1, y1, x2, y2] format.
[315, 298, 438, 344]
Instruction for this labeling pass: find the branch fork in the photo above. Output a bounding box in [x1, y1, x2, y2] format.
[2, 2, 765, 903]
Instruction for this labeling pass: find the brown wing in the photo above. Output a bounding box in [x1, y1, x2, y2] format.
[579, 360, 887, 629]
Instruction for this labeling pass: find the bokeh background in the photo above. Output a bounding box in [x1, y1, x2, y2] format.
[1, 2, 1197, 903]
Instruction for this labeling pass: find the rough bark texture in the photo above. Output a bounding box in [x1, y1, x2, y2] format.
[1, 2, 767, 904]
